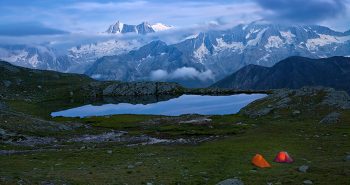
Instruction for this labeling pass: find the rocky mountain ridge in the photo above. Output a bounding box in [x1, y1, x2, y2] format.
[86, 23, 350, 87]
[211, 56, 350, 93]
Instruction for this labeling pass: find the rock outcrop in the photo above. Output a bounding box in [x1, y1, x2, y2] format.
[102, 82, 184, 96]
[241, 87, 350, 118]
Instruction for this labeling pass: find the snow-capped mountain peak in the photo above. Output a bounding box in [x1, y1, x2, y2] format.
[88, 22, 350, 87]
[151, 23, 173, 32]
[106, 21, 174, 35]
[106, 21, 124, 34]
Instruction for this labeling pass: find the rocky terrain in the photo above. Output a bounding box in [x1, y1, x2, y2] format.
[241, 87, 350, 119]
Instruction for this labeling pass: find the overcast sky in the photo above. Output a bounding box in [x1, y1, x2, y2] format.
[0, 0, 349, 36]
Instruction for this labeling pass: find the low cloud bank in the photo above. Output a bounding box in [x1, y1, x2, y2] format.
[150, 67, 215, 82]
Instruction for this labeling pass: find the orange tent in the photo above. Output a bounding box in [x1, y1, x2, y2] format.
[274, 151, 294, 163]
[251, 154, 271, 168]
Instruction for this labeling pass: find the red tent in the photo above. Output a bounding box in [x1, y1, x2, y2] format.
[274, 151, 294, 163]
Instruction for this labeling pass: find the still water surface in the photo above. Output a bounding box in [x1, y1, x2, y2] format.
[51, 94, 267, 117]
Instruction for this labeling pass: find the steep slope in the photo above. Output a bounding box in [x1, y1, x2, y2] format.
[0, 39, 144, 73]
[211, 56, 350, 93]
[0, 44, 72, 72]
[67, 39, 144, 73]
[85, 41, 214, 87]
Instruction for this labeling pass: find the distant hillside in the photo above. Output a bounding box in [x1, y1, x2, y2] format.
[0, 61, 183, 101]
[211, 56, 350, 93]
[0, 60, 95, 100]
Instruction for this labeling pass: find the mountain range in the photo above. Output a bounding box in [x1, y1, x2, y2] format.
[86, 22, 350, 87]
[0, 41, 143, 74]
[211, 56, 350, 93]
[106, 21, 173, 35]
[0, 21, 350, 87]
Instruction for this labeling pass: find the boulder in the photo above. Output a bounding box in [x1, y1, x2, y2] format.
[2, 80, 11, 87]
[298, 165, 309, 173]
[217, 178, 244, 185]
[303, 180, 313, 184]
[0, 101, 8, 110]
[321, 89, 350, 109]
[344, 155, 350, 162]
[292, 110, 301, 116]
[319, 112, 341, 124]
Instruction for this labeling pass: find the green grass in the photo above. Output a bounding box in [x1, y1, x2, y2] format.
[1, 63, 349, 184]
[1, 115, 349, 184]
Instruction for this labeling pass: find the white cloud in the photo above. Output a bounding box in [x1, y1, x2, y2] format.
[150, 67, 215, 82]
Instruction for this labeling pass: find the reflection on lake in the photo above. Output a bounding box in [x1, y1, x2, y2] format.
[51, 94, 267, 117]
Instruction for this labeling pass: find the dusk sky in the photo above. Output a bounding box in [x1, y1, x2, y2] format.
[0, 0, 349, 37]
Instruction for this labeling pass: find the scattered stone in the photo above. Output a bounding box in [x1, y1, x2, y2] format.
[298, 165, 309, 173]
[242, 87, 350, 118]
[69, 132, 125, 143]
[107, 150, 113, 154]
[41, 181, 55, 185]
[244, 107, 273, 118]
[303, 180, 313, 184]
[249, 169, 257, 173]
[135, 161, 143, 166]
[344, 155, 350, 162]
[319, 112, 341, 124]
[292, 110, 301, 116]
[103, 82, 183, 96]
[146, 183, 153, 185]
[199, 171, 208, 176]
[216, 178, 244, 185]
[180, 118, 212, 124]
[3, 80, 11, 87]
[127, 165, 135, 169]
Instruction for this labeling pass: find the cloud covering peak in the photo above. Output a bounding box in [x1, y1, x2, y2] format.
[150, 67, 215, 82]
